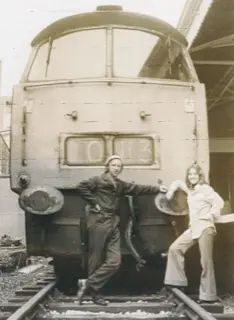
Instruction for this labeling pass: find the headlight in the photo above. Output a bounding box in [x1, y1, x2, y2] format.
[18, 186, 64, 215]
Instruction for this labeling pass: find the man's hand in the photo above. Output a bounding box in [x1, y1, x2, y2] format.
[93, 204, 101, 212]
[159, 185, 168, 193]
[136, 259, 146, 272]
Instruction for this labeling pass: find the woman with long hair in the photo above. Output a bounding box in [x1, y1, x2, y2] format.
[164, 164, 224, 303]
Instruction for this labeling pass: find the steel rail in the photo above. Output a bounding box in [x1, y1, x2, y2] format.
[170, 288, 217, 320]
[7, 281, 56, 320]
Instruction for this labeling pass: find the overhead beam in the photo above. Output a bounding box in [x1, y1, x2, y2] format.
[206, 65, 234, 111]
[207, 67, 233, 98]
[208, 97, 234, 103]
[177, 0, 203, 36]
[208, 97, 234, 111]
[227, 88, 234, 95]
[190, 33, 234, 53]
[210, 138, 234, 153]
[194, 60, 234, 66]
[208, 72, 234, 111]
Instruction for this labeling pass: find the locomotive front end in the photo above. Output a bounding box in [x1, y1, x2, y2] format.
[10, 6, 209, 278]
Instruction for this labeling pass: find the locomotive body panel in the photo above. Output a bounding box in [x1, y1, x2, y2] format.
[11, 81, 208, 258]
[11, 81, 208, 189]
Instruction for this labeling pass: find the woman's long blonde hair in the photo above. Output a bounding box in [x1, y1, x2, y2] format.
[185, 164, 207, 189]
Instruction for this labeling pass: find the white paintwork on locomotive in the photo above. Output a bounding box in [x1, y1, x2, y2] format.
[10, 80, 209, 189]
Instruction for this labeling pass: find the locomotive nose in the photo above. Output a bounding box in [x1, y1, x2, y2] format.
[18, 186, 64, 215]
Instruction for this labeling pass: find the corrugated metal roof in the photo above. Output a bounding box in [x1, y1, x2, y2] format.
[190, 0, 234, 97]
[177, 0, 214, 48]
[192, 0, 234, 47]
[177, 0, 234, 135]
[187, 0, 234, 136]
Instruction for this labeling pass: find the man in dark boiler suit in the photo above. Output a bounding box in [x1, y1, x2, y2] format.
[77, 155, 167, 306]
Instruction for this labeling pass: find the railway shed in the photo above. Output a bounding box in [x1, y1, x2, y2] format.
[179, 0, 234, 210]
[0, 0, 234, 294]
[179, 0, 234, 293]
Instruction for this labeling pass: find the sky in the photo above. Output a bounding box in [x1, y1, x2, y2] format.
[0, 0, 187, 96]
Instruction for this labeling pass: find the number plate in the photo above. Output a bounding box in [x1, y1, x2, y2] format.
[63, 135, 156, 166]
[113, 136, 154, 165]
[64, 136, 105, 165]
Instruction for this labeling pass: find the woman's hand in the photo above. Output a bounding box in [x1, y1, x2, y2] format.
[159, 185, 168, 193]
[165, 180, 188, 200]
[166, 190, 175, 201]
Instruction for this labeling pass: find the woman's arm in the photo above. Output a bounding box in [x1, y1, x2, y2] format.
[205, 186, 224, 219]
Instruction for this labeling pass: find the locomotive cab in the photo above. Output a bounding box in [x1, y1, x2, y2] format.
[10, 5, 209, 291]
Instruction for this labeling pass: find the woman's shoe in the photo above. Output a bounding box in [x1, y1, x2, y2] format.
[197, 299, 220, 304]
[166, 285, 185, 292]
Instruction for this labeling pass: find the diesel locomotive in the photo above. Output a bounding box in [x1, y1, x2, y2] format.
[9, 5, 209, 291]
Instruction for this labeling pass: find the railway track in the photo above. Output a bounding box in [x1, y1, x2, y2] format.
[0, 273, 234, 320]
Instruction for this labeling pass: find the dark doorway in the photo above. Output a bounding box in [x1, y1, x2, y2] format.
[210, 153, 234, 213]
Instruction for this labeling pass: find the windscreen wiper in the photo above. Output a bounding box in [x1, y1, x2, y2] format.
[45, 37, 53, 77]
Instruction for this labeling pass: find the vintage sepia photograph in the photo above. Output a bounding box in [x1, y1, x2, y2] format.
[0, 0, 234, 318]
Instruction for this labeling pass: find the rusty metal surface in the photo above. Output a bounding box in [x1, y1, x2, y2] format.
[41, 289, 227, 320]
[47, 301, 174, 313]
[0, 276, 232, 320]
[170, 287, 219, 320]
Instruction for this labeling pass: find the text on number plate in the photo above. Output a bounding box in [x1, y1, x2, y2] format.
[114, 137, 154, 165]
[65, 137, 105, 165]
[64, 136, 154, 165]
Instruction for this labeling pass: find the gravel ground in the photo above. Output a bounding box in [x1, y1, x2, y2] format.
[0, 259, 53, 304]
[1, 261, 234, 315]
[222, 295, 234, 313]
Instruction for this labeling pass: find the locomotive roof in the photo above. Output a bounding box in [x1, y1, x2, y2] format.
[31, 7, 188, 47]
